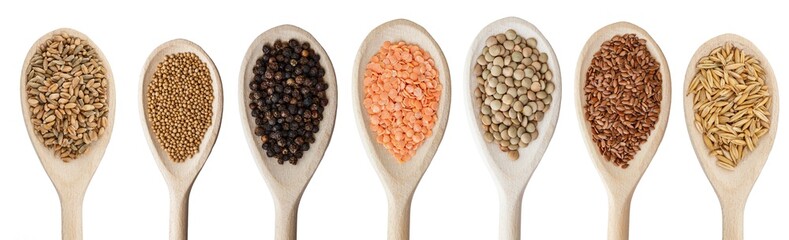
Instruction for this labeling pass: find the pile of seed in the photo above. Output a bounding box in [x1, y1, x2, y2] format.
[583, 34, 662, 169]
[688, 43, 771, 170]
[249, 39, 328, 165]
[363, 41, 441, 163]
[25, 33, 110, 162]
[146, 52, 213, 163]
[473, 29, 555, 160]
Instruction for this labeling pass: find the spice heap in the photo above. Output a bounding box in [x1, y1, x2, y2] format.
[146, 52, 213, 163]
[688, 43, 771, 170]
[473, 29, 555, 160]
[25, 32, 110, 162]
[583, 34, 662, 169]
[248, 39, 328, 165]
[363, 41, 441, 163]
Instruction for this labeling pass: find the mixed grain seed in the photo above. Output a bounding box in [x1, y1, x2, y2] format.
[688, 43, 771, 170]
[473, 29, 555, 160]
[583, 34, 662, 169]
[363, 41, 441, 163]
[146, 52, 214, 163]
[248, 39, 328, 165]
[25, 32, 110, 162]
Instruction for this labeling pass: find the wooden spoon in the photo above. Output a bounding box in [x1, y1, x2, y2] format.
[466, 17, 562, 240]
[20, 28, 115, 240]
[576, 22, 671, 240]
[683, 34, 779, 240]
[239, 24, 337, 240]
[140, 39, 223, 240]
[352, 19, 451, 240]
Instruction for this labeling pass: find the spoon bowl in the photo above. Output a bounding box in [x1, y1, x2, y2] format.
[352, 19, 451, 240]
[140, 39, 223, 240]
[239, 24, 337, 240]
[20, 28, 115, 240]
[466, 17, 561, 240]
[576, 22, 671, 240]
[683, 34, 779, 240]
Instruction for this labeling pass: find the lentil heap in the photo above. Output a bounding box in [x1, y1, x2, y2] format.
[473, 29, 555, 160]
[248, 39, 328, 165]
[25, 33, 110, 162]
[583, 34, 662, 169]
[688, 43, 771, 170]
[146, 52, 214, 163]
[363, 41, 441, 163]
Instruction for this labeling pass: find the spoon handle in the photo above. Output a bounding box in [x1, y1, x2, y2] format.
[274, 199, 299, 240]
[607, 194, 633, 240]
[169, 190, 190, 240]
[721, 197, 746, 240]
[387, 193, 414, 240]
[498, 191, 524, 240]
[59, 191, 85, 240]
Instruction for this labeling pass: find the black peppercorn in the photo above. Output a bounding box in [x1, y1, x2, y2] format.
[248, 38, 328, 165]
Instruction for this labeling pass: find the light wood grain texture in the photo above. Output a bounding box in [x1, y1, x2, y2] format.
[140, 39, 223, 240]
[238, 24, 337, 240]
[352, 19, 451, 240]
[683, 34, 779, 240]
[465, 17, 561, 240]
[20, 28, 115, 240]
[576, 22, 671, 240]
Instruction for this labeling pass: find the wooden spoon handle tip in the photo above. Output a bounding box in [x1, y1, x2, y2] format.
[607, 196, 632, 240]
[721, 197, 746, 240]
[274, 200, 299, 240]
[169, 191, 189, 240]
[498, 192, 524, 240]
[60, 192, 85, 240]
[387, 195, 413, 240]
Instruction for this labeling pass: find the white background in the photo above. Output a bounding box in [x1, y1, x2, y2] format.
[0, 0, 786, 239]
